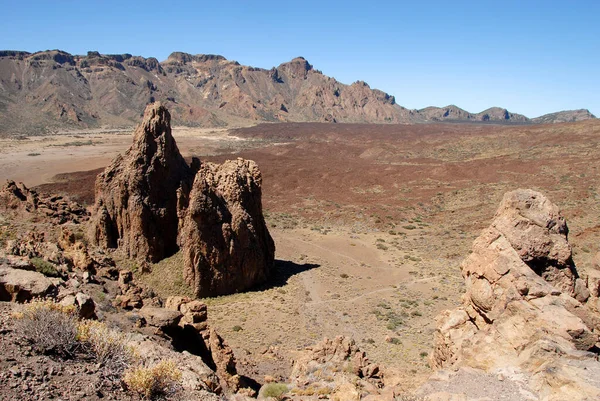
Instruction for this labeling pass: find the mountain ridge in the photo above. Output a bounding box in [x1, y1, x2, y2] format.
[0, 49, 595, 135]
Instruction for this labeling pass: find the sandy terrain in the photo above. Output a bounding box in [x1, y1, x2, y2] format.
[3, 119, 600, 390]
[0, 126, 262, 187]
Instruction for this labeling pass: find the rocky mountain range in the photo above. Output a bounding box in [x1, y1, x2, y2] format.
[0, 49, 596, 135]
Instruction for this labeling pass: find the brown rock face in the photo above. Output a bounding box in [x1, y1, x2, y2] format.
[431, 189, 600, 400]
[93, 102, 193, 262]
[93, 103, 274, 296]
[0, 180, 89, 224]
[180, 159, 275, 297]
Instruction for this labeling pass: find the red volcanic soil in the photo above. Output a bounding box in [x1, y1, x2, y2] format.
[37, 120, 600, 238]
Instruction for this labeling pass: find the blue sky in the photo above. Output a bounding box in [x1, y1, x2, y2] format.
[2, 0, 598, 117]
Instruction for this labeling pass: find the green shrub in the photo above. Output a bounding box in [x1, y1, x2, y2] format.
[262, 383, 289, 399]
[389, 337, 402, 345]
[30, 257, 60, 277]
[232, 325, 243, 332]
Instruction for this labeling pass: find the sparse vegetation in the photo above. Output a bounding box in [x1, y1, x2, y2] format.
[389, 337, 402, 345]
[53, 140, 95, 147]
[136, 251, 193, 298]
[77, 320, 136, 383]
[30, 257, 60, 277]
[376, 243, 389, 250]
[12, 300, 79, 357]
[124, 360, 182, 400]
[261, 382, 289, 400]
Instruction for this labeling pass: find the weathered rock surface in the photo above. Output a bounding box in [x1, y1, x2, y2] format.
[285, 336, 387, 400]
[92, 102, 193, 262]
[165, 296, 242, 392]
[0, 266, 56, 301]
[0, 180, 89, 224]
[139, 306, 182, 329]
[93, 103, 274, 297]
[429, 189, 600, 401]
[180, 159, 275, 297]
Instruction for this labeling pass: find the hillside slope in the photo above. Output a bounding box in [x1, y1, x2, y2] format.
[0, 50, 595, 135]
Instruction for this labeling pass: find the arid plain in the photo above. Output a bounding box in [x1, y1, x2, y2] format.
[2, 119, 600, 389]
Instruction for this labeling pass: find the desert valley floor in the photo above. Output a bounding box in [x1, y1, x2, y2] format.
[2, 120, 600, 389]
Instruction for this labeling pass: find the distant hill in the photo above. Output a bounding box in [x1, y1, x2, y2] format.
[417, 105, 529, 123]
[0, 50, 595, 135]
[531, 109, 596, 124]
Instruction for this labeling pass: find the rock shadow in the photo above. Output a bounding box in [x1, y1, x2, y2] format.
[253, 259, 319, 291]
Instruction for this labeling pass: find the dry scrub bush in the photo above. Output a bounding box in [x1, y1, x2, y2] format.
[77, 320, 136, 384]
[13, 300, 137, 390]
[261, 382, 289, 400]
[123, 360, 182, 400]
[12, 300, 79, 357]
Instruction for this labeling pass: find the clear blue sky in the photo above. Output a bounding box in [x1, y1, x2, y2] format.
[2, 0, 598, 118]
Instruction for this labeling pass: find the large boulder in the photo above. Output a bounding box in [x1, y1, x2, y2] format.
[139, 306, 182, 329]
[0, 266, 56, 302]
[180, 159, 275, 297]
[429, 189, 600, 400]
[92, 102, 194, 262]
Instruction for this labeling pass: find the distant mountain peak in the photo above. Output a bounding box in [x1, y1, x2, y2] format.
[0, 49, 595, 135]
[277, 57, 313, 78]
[165, 52, 227, 64]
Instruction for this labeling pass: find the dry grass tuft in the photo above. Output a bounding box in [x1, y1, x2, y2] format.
[123, 360, 182, 400]
[77, 320, 136, 384]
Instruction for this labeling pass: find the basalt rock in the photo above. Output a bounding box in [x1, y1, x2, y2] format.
[180, 159, 275, 297]
[92, 102, 194, 262]
[430, 189, 600, 400]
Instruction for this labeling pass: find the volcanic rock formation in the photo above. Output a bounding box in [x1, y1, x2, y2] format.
[93, 102, 193, 262]
[0, 180, 89, 224]
[430, 189, 600, 400]
[180, 159, 275, 297]
[93, 102, 274, 296]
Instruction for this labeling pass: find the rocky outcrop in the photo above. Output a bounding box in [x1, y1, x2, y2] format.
[180, 159, 275, 297]
[163, 296, 243, 393]
[430, 189, 600, 400]
[291, 336, 382, 386]
[0, 266, 56, 302]
[0, 181, 89, 224]
[93, 103, 274, 296]
[92, 102, 193, 262]
[283, 336, 386, 400]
